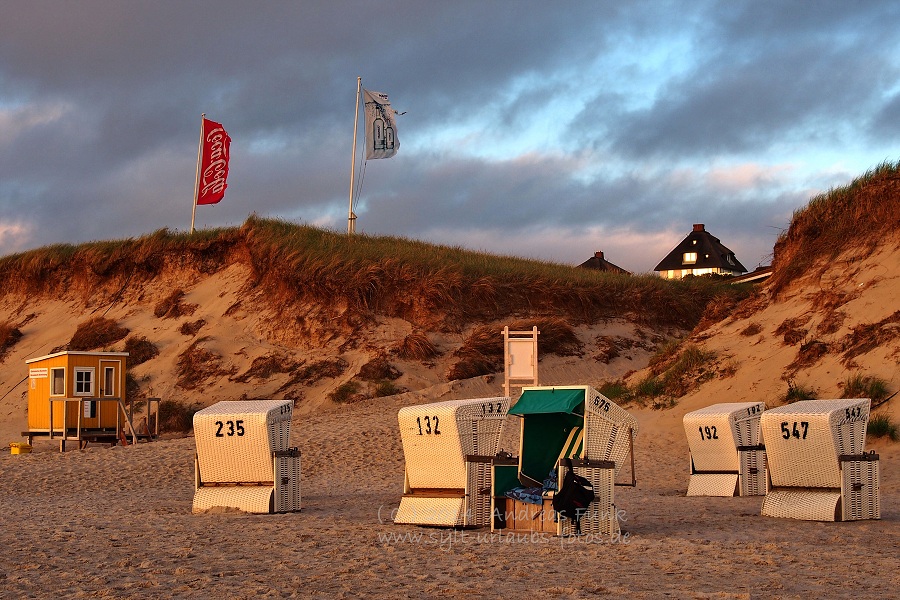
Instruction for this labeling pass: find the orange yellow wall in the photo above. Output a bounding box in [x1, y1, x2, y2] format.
[26, 353, 127, 431]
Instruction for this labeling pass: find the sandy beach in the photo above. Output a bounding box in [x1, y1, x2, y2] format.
[1, 383, 896, 599]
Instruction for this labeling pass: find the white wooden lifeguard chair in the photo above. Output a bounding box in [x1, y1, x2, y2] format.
[394, 397, 510, 527]
[494, 385, 638, 537]
[193, 399, 301, 514]
[502, 326, 539, 397]
[760, 399, 879, 521]
[683, 401, 766, 496]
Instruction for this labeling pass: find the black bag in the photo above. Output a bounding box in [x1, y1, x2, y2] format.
[552, 458, 594, 534]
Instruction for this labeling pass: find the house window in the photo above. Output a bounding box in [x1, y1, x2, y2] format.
[726, 254, 735, 266]
[683, 252, 698, 264]
[51, 368, 65, 396]
[74, 368, 94, 396]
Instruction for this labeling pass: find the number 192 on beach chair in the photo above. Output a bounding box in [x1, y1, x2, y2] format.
[760, 398, 879, 521]
[683, 402, 766, 497]
[192, 400, 301, 514]
[394, 397, 510, 528]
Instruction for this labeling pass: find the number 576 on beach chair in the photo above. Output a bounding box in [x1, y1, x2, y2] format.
[193, 400, 301, 514]
[394, 397, 510, 528]
[492, 385, 638, 537]
[760, 398, 879, 521]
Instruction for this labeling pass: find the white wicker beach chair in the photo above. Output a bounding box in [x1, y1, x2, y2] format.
[193, 399, 301, 514]
[581, 385, 639, 478]
[394, 397, 510, 527]
[494, 385, 638, 537]
[683, 402, 766, 496]
[760, 398, 879, 521]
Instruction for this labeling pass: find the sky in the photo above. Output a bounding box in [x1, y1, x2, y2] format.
[2, 1, 899, 274]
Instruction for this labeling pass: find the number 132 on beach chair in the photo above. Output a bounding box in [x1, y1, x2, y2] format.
[193, 400, 301, 514]
[394, 397, 510, 528]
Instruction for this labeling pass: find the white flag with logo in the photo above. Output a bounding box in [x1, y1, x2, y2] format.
[364, 89, 399, 160]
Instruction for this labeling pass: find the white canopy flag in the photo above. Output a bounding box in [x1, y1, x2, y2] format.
[363, 89, 399, 160]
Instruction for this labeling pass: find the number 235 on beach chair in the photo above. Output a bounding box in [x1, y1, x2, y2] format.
[683, 402, 767, 497]
[394, 397, 510, 528]
[193, 400, 301, 514]
[760, 398, 879, 522]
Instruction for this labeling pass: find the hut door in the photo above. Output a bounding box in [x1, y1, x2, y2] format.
[99, 360, 121, 427]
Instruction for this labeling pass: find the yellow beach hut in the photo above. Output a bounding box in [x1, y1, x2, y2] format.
[24, 351, 146, 450]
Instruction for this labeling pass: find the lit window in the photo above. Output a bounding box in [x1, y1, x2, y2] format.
[683, 252, 697, 264]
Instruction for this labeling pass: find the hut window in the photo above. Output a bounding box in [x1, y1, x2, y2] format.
[74, 367, 94, 396]
[104, 367, 115, 396]
[683, 252, 697, 264]
[51, 368, 65, 395]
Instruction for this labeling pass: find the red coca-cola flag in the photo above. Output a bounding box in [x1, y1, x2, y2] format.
[197, 118, 231, 205]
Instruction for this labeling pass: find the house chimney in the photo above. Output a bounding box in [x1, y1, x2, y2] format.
[594, 251, 604, 259]
[693, 223, 705, 232]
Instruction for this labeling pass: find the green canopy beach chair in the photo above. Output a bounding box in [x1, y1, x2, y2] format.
[492, 385, 637, 537]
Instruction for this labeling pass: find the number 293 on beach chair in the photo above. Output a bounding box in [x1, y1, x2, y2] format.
[193, 400, 301, 514]
[394, 397, 510, 528]
[760, 398, 879, 522]
[683, 401, 767, 497]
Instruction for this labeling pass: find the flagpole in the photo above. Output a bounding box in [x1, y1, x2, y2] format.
[348, 77, 361, 235]
[190, 113, 205, 234]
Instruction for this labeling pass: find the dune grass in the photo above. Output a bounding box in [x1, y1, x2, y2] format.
[843, 373, 891, 405]
[0, 215, 747, 333]
[868, 413, 899, 441]
[770, 159, 900, 294]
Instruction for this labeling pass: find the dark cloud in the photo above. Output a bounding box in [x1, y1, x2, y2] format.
[1, 0, 898, 273]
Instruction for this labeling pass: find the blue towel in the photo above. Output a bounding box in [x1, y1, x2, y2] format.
[504, 469, 558, 505]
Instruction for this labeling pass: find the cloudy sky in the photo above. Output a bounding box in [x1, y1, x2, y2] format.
[2, 1, 899, 273]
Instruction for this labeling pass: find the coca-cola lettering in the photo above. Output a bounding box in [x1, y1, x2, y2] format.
[197, 119, 231, 205]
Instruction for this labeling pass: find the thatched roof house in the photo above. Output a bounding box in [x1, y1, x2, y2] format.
[578, 251, 629, 274]
[654, 224, 747, 280]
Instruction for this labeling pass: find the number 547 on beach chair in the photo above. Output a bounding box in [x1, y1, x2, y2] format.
[193, 400, 301, 514]
[760, 398, 879, 521]
[394, 397, 510, 528]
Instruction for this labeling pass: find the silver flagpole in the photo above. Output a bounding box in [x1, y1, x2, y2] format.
[190, 113, 205, 234]
[348, 77, 361, 234]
